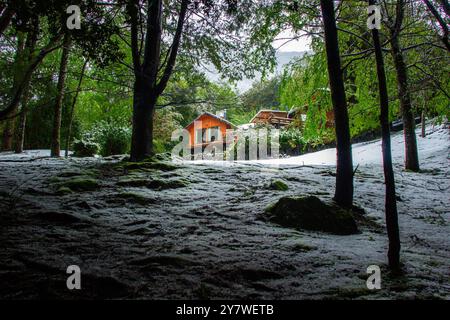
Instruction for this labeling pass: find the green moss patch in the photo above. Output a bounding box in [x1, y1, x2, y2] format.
[116, 177, 188, 190]
[119, 157, 178, 172]
[56, 186, 73, 195]
[57, 169, 99, 178]
[147, 179, 188, 190]
[262, 195, 358, 235]
[58, 177, 100, 192]
[268, 180, 289, 191]
[118, 191, 155, 205]
[116, 178, 150, 187]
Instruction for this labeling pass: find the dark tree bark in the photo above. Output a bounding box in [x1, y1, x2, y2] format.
[65, 58, 88, 157]
[389, 0, 420, 172]
[2, 32, 26, 151]
[421, 105, 426, 138]
[51, 34, 71, 157]
[370, 0, 401, 271]
[129, 0, 189, 162]
[14, 23, 38, 154]
[0, 5, 13, 35]
[320, 0, 354, 207]
[13, 83, 30, 154]
[1, 117, 14, 151]
[422, 0, 450, 52]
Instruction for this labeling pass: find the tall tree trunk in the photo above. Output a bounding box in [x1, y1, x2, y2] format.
[1, 120, 14, 151]
[14, 23, 38, 154]
[370, 0, 401, 272]
[2, 32, 26, 151]
[129, 0, 163, 161]
[320, 0, 354, 207]
[131, 78, 157, 161]
[51, 34, 71, 157]
[65, 58, 88, 157]
[13, 85, 30, 153]
[421, 103, 426, 138]
[390, 36, 420, 172]
[128, 0, 188, 162]
[0, 5, 13, 35]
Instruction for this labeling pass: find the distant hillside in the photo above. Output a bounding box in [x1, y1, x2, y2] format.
[204, 51, 308, 93]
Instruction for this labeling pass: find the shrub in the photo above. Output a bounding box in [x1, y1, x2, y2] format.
[90, 121, 131, 156]
[72, 139, 99, 157]
[279, 128, 304, 155]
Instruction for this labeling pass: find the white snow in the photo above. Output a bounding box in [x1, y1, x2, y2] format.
[0, 121, 448, 299]
[188, 121, 449, 168]
[0, 149, 72, 160]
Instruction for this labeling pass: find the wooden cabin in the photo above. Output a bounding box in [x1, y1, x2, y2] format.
[184, 112, 235, 149]
[250, 110, 293, 128]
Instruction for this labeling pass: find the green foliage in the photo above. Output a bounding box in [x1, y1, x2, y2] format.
[2, 0, 448, 157]
[279, 127, 304, 154]
[280, 53, 334, 144]
[72, 139, 99, 157]
[241, 77, 281, 111]
[89, 121, 131, 156]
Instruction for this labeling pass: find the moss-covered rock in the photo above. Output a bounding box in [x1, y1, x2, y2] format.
[154, 153, 173, 162]
[59, 178, 100, 192]
[291, 242, 317, 252]
[116, 178, 150, 187]
[268, 180, 289, 191]
[120, 160, 178, 172]
[116, 177, 188, 190]
[262, 196, 358, 235]
[118, 191, 155, 205]
[56, 186, 73, 195]
[57, 169, 99, 178]
[147, 179, 188, 190]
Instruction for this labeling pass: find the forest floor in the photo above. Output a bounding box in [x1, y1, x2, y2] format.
[0, 123, 448, 300]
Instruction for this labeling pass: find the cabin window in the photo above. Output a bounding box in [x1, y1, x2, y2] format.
[195, 129, 204, 144]
[207, 126, 220, 142]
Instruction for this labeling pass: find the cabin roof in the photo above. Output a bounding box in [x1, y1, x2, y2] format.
[184, 112, 236, 129]
[250, 109, 289, 123]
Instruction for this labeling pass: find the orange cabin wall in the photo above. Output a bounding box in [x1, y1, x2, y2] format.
[186, 114, 231, 147]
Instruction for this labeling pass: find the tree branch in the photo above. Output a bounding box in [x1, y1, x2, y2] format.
[156, 0, 189, 96]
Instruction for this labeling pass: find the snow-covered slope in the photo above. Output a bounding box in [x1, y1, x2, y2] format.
[190, 122, 449, 170]
[0, 122, 448, 299]
[258, 122, 449, 167]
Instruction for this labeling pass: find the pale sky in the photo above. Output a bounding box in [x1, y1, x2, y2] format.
[273, 30, 311, 52]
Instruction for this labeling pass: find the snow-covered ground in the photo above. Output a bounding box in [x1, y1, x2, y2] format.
[0, 123, 448, 299]
[189, 121, 449, 168]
